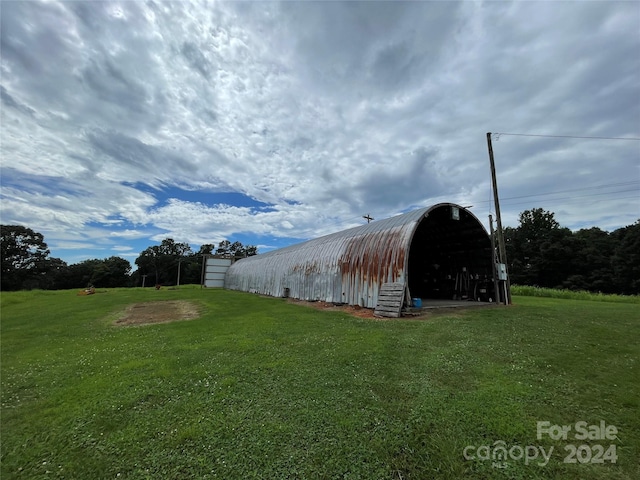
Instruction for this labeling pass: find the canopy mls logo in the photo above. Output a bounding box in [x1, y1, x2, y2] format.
[463, 441, 554, 468]
[463, 420, 619, 469]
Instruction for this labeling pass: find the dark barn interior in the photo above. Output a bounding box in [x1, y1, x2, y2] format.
[407, 205, 495, 301]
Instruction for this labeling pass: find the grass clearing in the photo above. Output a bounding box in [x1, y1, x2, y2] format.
[2, 287, 639, 479]
[511, 285, 640, 304]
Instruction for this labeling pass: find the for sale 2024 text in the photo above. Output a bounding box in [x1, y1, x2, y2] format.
[537, 420, 618, 465]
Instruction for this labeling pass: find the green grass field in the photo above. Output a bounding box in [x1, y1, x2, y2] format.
[1, 287, 639, 479]
[510, 285, 640, 304]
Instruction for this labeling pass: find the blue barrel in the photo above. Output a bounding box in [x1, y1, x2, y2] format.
[412, 298, 422, 308]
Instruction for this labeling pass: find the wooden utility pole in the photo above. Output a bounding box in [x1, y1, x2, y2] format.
[200, 255, 207, 289]
[489, 215, 500, 304]
[486, 132, 511, 304]
[363, 214, 374, 223]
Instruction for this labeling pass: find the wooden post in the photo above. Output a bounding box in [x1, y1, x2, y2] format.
[487, 133, 511, 304]
[200, 255, 207, 289]
[489, 215, 500, 304]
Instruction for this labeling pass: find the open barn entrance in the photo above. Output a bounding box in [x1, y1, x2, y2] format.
[407, 205, 494, 302]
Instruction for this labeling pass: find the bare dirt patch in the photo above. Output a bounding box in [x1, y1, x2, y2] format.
[285, 298, 493, 320]
[286, 299, 377, 319]
[114, 300, 201, 326]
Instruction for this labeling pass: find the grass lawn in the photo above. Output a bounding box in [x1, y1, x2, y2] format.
[1, 287, 639, 479]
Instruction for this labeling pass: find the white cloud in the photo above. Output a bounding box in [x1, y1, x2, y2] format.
[110, 230, 148, 239]
[112, 245, 134, 252]
[1, 0, 638, 263]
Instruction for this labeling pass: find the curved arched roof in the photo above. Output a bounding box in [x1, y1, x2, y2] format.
[224, 203, 490, 308]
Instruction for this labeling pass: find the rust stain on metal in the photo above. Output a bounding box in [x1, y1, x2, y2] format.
[224, 204, 484, 309]
[339, 229, 404, 283]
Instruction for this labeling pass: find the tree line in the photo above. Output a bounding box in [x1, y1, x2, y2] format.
[0, 225, 257, 291]
[2, 211, 638, 294]
[133, 238, 257, 287]
[504, 208, 639, 295]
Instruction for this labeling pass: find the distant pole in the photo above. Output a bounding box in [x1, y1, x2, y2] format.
[141, 274, 148, 288]
[176, 259, 182, 287]
[487, 132, 511, 304]
[200, 255, 207, 289]
[363, 214, 374, 223]
[489, 215, 500, 304]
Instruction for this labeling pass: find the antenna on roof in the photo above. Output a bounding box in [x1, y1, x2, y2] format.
[363, 214, 374, 223]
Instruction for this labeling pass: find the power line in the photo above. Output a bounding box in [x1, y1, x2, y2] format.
[497, 181, 640, 202]
[307, 180, 638, 237]
[493, 132, 640, 141]
[495, 196, 640, 217]
[473, 186, 639, 208]
[500, 189, 639, 208]
[473, 180, 639, 206]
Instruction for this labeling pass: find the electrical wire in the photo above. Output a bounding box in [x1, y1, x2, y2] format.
[472, 185, 639, 208]
[493, 132, 640, 141]
[499, 189, 639, 209]
[493, 181, 640, 203]
[321, 181, 638, 234]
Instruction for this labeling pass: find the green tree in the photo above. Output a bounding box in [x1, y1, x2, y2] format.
[38, 257, 70, 290]
[505, 209, 575, 288]
[215, 240, 258, 258]
[90, 256, 132, 288]
[505, 209, 638, 294]
[135, 245, 162, 285]
[65, 259, 102, 289]
[181, 255, 205, 285]
[536, 227, 577, 288]
[611, 221, 640, 295]
[215, 240, 231, 256]
[135, 239, 193, 286]
[197, 244, 215, 255]
[566, 227, 616, 292]
[170, 241, 258, 285]
[505, 209, 562, 286]
[1, 225, 51, 290]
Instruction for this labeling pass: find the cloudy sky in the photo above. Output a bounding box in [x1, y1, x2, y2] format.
[1, 0, 639, 265]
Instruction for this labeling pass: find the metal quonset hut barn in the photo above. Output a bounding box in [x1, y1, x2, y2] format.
[224, 203, 495, 309]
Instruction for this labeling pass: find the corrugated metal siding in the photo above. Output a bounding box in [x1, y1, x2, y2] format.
[224, 206, 430, 308]
[203, 257, 233, 288]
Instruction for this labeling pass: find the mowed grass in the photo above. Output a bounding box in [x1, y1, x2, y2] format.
[1, 287, 639, 479]
[511, 285, 640, 304]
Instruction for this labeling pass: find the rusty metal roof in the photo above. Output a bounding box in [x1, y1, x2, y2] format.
[224, 203, 486, 308]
